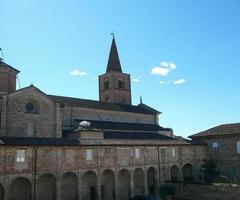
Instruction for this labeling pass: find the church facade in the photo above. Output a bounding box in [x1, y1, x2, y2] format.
[0, 38, 207, 200]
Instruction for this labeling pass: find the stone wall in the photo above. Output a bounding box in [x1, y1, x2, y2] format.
[0, 86, 62, 138]
[61, 105, 156, 127]
[171, 183, 240, 200]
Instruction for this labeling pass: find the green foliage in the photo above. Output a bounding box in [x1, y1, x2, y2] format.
[200, 159, 220, 183]
[213, 176, 231, 183]
[160, 184, 176, 198]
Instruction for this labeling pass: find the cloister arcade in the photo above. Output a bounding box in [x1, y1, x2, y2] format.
[0, 163, 194, 200]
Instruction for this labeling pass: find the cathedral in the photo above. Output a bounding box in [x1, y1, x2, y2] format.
[0, 37, 214, 200]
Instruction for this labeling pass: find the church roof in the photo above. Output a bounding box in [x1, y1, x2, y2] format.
[106, 36, 122, 73]
[48, 94, 159, 114]
[73, 119, 169, 132]
[103, 131, 173, 140]
[189, 123, 240, 138]
[0, 60, 20, 73]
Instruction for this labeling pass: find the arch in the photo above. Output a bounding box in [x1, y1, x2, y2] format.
[101, 169, 115, 200]
[61, 172, 78, 200]
[171, 165, 179, 182]
[183, 164, 193, 182]
[82, 171, 97, 200]
[147, 167, 157, 196]
[37, 173, 56, 200]
[133, 168, 145, 196]
[9, 177, 31, 200]
[118, 169, 130, 200]
[0, 183, 4, 200]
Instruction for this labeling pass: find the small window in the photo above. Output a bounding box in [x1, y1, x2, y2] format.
[212, 142, 219, 150]
[237, 141, 240, 154]
[86, 149, 93, 160]
[172, 148, 176, 157]
[118, 80, 124, 88]
[104, 79, 109, 89]
[25, 103, 35, 112]
[105, 97, 110, 103]
[16, 149, 26, 162]
[135, 148, 140, 158]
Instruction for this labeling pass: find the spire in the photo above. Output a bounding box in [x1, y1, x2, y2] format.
[106, 34, 122, 73]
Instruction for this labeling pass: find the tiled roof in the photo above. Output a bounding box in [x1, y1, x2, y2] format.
[0, 137, 80, 146]
[103, 131, 173, 140]
[74, 119, 170, 132]
[190, 123, 240, 138]
[48, 95, 159, 114]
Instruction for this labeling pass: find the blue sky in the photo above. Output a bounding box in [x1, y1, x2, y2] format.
[1, 0, 240, 137]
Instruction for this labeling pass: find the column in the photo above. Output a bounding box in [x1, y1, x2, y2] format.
[130, 170, 134, 197]
[57, 176, 62, 200]
[114, 170, 119, 200]
[78, 172, 82, 200]
[97, 174, 102, 200]
[144, 168, 148, 195]
[3, 185, 9, 200]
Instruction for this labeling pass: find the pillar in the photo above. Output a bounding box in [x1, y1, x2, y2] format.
[114, 170, 119, 200]
[97, 174, 102, 200]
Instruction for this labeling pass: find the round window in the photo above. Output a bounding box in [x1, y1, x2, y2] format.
[25, 103, 35, 112]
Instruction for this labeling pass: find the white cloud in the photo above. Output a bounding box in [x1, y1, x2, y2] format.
[169, 63, 176, 69]
[173, 79, 186, 84]
[70, 69, 87, 76]
[160, 61, 169, 68]
[151, 67, 171, 76]
[160, 80, 165, 84]
[132, 78, 140, 82]
[151, 61, 177, 76]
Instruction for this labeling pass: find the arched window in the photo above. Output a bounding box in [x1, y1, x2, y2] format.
[237, 141, 240, 154]
[212, 142, 219, 150]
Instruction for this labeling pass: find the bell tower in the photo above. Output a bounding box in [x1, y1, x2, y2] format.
[0, 59, 19, 94]
[99, 36, 132, 104]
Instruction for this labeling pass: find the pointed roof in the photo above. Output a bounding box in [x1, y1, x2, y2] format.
[106, 36, 122, 73]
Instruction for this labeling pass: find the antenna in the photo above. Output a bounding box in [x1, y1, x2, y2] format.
[0, 48, 5, 62]
[140, 96, 143, 104]
[17, 74, 21, 89]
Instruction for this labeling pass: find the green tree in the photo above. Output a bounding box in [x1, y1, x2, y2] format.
[200, 159, 219, 183]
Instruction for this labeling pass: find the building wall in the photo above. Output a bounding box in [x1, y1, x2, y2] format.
[0, 87, 61, 138]
[0, 143, 206, 200]
[61, 106, 156, 129]
[198, 135, 240, 180]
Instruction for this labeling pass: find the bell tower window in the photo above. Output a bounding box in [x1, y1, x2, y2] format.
[104, 79, 109, 89]
[118, 80, 124, 89]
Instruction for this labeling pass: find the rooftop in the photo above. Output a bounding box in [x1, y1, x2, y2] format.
[190, 123, 240, 138]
